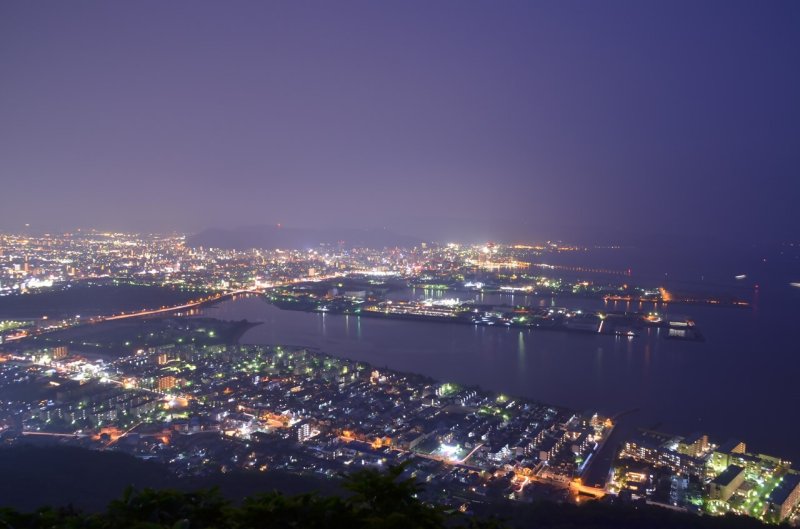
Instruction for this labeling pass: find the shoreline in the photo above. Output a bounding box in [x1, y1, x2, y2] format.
[266, 297, 705, 342]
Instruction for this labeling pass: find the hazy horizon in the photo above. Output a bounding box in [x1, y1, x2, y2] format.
[2, 1, 799, 243]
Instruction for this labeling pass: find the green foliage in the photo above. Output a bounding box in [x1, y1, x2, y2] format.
[104, 488, 230, 529]
[0, 465, 780, 529]
[0, 465, 480, 529]
[236, 492, 353, 529]
[341, 463, 443, 529]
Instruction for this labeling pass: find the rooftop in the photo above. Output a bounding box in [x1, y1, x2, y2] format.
[767, 473, 800, 506]
[711, 465, 744, 487]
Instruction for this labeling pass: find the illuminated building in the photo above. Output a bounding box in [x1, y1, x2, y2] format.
[536, 436, 560, 463]
[709, 439, 746, 472]
[677, 433, 709, 458]
[157, 375, 178, 391]
[296, 422, 311, 442]
[767, 473, 800, 521]
[708, 465, 745, 501]
[619, 431, 705, 476]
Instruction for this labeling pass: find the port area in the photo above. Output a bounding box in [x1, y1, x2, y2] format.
[266, 294, 703, 341]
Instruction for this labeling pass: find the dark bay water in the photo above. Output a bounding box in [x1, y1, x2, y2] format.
[196, 242, 800, 462]
[199, 279, 800, 464]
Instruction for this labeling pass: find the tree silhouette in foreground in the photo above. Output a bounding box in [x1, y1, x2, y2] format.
[0, 464, 779, 529]
[0, 463, 490, 529]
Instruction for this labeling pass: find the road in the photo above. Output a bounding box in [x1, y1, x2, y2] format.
[2, 273, 345, 343]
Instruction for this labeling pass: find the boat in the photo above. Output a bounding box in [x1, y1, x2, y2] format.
[735, 274, 746, 280]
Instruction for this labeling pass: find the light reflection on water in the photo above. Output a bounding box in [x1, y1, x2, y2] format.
[198, 289, 799, 463]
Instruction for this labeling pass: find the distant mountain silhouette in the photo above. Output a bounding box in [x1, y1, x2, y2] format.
[188, 225, 423, 250]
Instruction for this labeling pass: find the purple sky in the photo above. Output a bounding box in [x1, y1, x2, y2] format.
[1, 1, 798, 242]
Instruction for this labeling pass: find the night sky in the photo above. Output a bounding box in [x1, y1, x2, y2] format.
[1, 1, 798, 242]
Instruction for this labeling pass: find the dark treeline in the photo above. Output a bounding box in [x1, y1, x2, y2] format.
[0, 462, 782, 529]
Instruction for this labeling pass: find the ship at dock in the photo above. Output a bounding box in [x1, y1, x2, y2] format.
[265, 293, 704, 341]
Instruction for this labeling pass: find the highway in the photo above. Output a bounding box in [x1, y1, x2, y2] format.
[2, 273, 344, 343]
